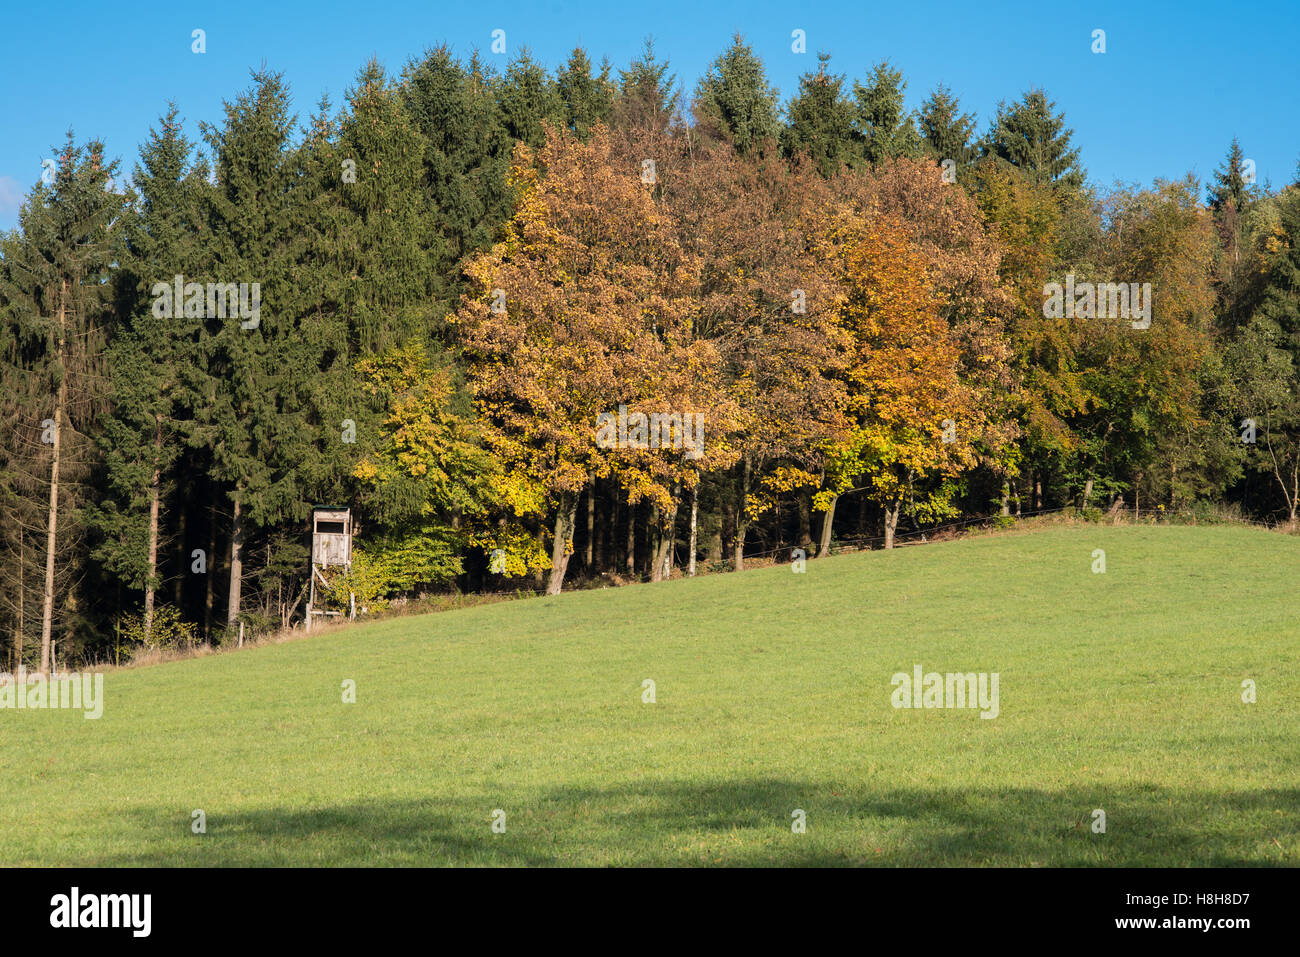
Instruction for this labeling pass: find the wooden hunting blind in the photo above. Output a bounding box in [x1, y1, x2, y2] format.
[306, 506, 354, 632]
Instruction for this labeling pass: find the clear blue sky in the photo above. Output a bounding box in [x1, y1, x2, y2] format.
[2, 0, 1297, 230]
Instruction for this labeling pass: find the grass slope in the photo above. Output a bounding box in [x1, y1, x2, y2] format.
[2, 524, 1297, 866]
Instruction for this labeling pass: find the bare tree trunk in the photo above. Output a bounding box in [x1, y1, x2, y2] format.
[173, 497, 185, 606]
[816, 494, 837, 558]
[595, 485, 606, 572]
[15, 526, 23, 670]
[584, 485, 595, 572]
[1034, 475, 1042, 510]
[40, 283, 69, 676]
[226, 497, 244, 631]
[796, 494, 813, 550]
[1264, 426, 1298, 531]
[688, 484, 698, 576]
[649, 504, 663, 582]
[884, 502, 900, 550]
[1292, 464, 1299, 532]
[625, 499, 635, 575]
[547, 492, 579, 595]
[1291, 468, 1299, 531]
[650, 486, 679, 581]
[705, 523, 722, 564]
[733, 457, 750, 571]
[204, 499, 216, 640]
[1082, 478, 1094, 508]
[1000, 480, 1010, 517]
[665, 484, 679, 577]
[144, 417, 162, 639]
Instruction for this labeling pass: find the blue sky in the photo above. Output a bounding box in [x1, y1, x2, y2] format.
[2, 0, 1297, 230]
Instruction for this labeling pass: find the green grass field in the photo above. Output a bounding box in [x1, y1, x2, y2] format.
[2, 523, 1297, 866]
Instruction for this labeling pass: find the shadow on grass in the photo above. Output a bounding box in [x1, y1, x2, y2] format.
[90, 780, 1299, 866]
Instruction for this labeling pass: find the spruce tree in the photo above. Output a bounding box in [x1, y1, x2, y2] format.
[496, 48, 563, 149]
[332, 60, 444, 348]
[1207, 137, 1254, 212]
[556, 48, 615, 138]
[86, 106, 208, 639]
[780, 52, 857, 177]
[851, 61, 922, 164]
[401, 46, 514, 302]
[986, 90, 1084, 190]
[616, 37, 681, 133]
[0, 134, 125, 671]
[196, 69, 327, 632]
[692, 34, 780, 154]
[919, 84, 978, 167]
[1228, 186, 1300, 527]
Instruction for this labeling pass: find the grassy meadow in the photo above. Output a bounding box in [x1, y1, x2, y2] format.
[1, 523, 1296, 866]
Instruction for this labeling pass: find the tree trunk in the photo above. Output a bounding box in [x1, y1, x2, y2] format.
[733, 457, 750, 571]
[625, 499, 636, 576]
[173, 496, 186, 606]
[688, 484, 699, 576]
[547, 492, 580, 595]
[649, 504, 663, 582]
[1291, 463, 1299, 532]
[144, 417, 162, 639]
[584, 485, 595, 572]
[1082, 478, 1093, 508]
[226, 496, 244, 631]
[651, 486, 679, 582]
[816, 494, 837, 558]
[796, 494, 813, 550]
[39, 282, 68, 676]
[15, 526, 24, 670]
[204, 499, 217, 640]
[1034, 475, 1042, 510]
[665, 484, 679, 577]
[1000, 480, 1010, 517]
[884, 502, 900, 550]
[1265, 431, 1299, 531]
[534, 525, 546, 587]
[594, 483, 606, 572]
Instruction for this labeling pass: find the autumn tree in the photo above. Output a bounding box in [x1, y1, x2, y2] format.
[1081, 178, 1218, 509]
[831, 157, 1018, 521]
[353, 342, 545, 591]
[654, 138, 847, 567]
[452, 125, 709, 593]
[814, 212, 983, 548]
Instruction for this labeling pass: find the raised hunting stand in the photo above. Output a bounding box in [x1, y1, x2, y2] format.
[305, 506, 354, 633]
